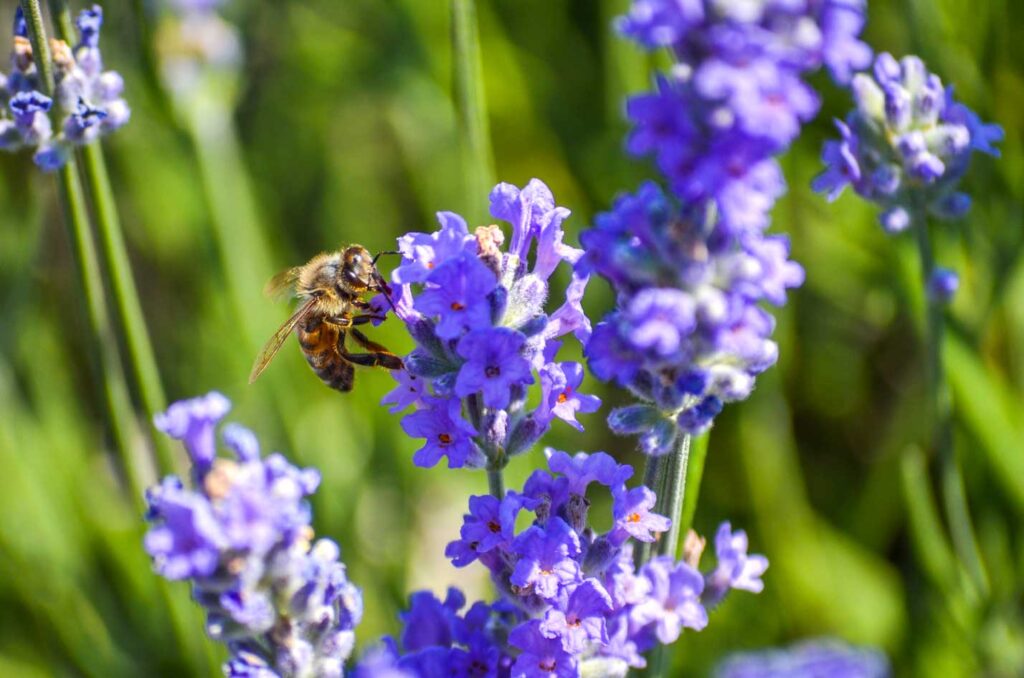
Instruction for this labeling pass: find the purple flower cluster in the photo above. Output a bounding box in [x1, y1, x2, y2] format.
[145, 393, 363, 677]
[580, 180, 803, 447]
[381, 180, 598, 471]
[617, 0, 871, 238]
[579, 1, 864, 445]
[0, 6, 129, 171]
[356, 450, 767, 676]
[814, 52, 1003, 232]
[714, 638, 891, 678]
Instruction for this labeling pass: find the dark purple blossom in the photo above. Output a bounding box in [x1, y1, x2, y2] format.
[400, 398, 480, 469]
[511, 518, 582, 599]
[414, 254, 497, 340]
[455, 328, 534, 409]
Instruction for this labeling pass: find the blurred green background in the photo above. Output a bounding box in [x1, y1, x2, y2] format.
[0, 0, 1022, 675]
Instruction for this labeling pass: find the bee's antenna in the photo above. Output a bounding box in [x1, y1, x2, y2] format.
[372, 250, 400, 266]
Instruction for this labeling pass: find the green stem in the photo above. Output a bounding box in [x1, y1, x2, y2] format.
[677, 432, 709, 537]
[48, 0, 177, 476]
[20, 0, 146, 507]
[912, 208, 989, 597]
[19, 0, 55, 91]
[57, 160, 147, 510]
[487, 467, 505, 500]
[654, 433, 691, 559]
[451, 0, 495, 217]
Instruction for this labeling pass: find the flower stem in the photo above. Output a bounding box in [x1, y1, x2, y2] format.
[48, 0, 177, 477]
[451, 0, 495, 219]
[677, 432, 709, 537]
[653, 432, 691, 559]
[20, 0, 147, 506]
[911, 208, 989, 598]
[487, 466, 505, 499]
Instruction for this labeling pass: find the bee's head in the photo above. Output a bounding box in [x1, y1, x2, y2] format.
[339, 245, 376, 293]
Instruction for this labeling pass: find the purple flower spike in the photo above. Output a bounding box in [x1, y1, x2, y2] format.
[400, 398, 479, 469]
[815, 52, 1002, 224]
[154, 391, 231, 473]
[509, 621, 578, 678]
[455, 328, 534, 409]
[539, 579, 613, 653]
[632, 557, 708, 644]
[510, 518, 582, 600]
[611, 486, 671, 545]
[145, 394, 362, 676]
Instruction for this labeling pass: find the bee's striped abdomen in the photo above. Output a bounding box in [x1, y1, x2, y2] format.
[297, 317, 355, 392]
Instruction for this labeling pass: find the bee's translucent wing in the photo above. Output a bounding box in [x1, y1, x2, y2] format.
[249, 297, 318, 384]
[264, 267, 302, 300]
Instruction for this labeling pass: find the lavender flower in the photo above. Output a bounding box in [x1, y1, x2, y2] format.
[814, 53, 1003, 226]
[581, 0, 840, 448]
[384, 180, 599, 472]
[144, 393, 362, 677]
[0, 6, 130, 170]
[714, 638, 891, 678]
[375, 451, 767, 674]
[617, 1, 870, 239]
[582, 181, 803, 447]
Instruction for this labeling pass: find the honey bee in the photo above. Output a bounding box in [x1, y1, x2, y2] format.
[249, 245, 404, 392]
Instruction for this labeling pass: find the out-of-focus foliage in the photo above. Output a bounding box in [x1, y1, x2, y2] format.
[0, 0, 1021, 675]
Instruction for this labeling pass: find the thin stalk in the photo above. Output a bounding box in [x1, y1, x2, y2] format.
[20, 0, 146, 507]
[22, 5, 217, 671]
[912, 208, 989, 597]
[653, 433, 691, 559]
[451, 0, 495, 218]
[57, 160, 147, 510]
[677, 432, 709, 538]
[48, 0, 177, 476]
[487, 467, 505, 500]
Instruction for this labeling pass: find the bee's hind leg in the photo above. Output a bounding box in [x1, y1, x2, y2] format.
[341, 328, 404, 370]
